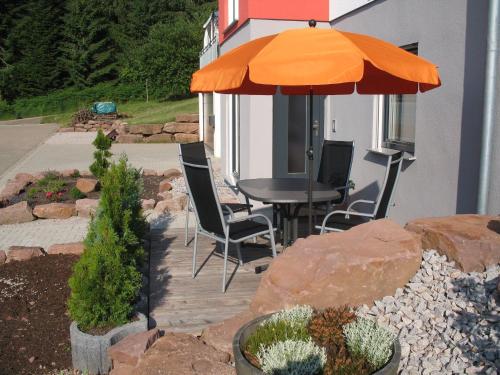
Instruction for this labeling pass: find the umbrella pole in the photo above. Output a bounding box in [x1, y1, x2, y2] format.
[307, 89, 314, 235]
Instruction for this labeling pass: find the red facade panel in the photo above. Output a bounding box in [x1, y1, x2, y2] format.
[219, 0, 329, 44]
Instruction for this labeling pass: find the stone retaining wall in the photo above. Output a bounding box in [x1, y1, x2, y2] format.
[59, 113, 200, 144]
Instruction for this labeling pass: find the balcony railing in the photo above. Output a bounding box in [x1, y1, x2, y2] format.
[200, 36, 219, 68]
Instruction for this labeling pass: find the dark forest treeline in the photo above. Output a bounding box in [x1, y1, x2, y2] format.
[0, 0, 215, 103]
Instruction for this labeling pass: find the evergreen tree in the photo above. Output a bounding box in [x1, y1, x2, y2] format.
[89, 129, 112, 179]
[60, 0, 118, 88]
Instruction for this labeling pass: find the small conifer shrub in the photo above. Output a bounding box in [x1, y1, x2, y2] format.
[89, 129, 112, 179]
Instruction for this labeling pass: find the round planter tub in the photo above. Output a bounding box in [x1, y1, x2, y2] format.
[70, 312, 147, 374]
[233, 314, 401, 375]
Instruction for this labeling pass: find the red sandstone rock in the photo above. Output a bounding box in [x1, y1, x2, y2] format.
[47, 242, 84, 255]
[158, 180, 172, 193]
[157, 191, 173, 201]
[134, 333, 233, 375]
[144, 134, 174, 143]
[14, 173, 35, 185]
[76, 178, 98, 194]
[141, 199, 155, 210]
[154, 194, 187, 213]
[174, 133, 199, 143]
[405, 214, 500, 272]
[0, 201, 35, 224]
[0, 179, 30, 200]
[163, 123, 199, 134]
[201, 310, 256, 357]
[0, 250, 6, 264]
[7, 246, 45, 262]
[33, 203, 76, 219]
[128, 124, 163, 135]
[75, 198, 98, 218]
[116, 134, 143, 143]
[250, 219, 422, 314]
[108, 329, 161, 367]
[162, 168, 182, 180]
[175, 114, 199, 123]
[109, 363, 136, 375]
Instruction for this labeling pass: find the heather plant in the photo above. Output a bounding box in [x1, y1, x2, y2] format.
[343, 317, 396, 370]
[68, 215, 142, 331]
[89, 129, 112, 179]
[257, 339, 326, 375]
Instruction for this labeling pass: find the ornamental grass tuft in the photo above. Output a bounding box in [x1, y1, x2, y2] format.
[343, 317, 396, 370]
[257, 339, 327, 375]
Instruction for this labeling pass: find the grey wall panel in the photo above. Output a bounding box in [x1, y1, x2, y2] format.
[330, 0, 489, 223]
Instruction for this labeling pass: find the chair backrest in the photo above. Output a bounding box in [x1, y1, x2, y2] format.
[179, 148, 226, 238]
[179, 141, 207, 165]
[317, 140, 354, 204]
[374, 152, 404, 219]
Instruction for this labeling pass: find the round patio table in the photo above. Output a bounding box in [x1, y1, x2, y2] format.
[237, 178, 340, 246]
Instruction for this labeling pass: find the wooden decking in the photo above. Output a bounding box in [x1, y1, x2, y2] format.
[149, 228, 275, 334]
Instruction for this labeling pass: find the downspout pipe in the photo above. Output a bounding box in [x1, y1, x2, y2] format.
[478, 0, 500, 214]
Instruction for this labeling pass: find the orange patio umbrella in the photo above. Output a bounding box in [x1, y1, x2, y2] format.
[191, 20, 441, 234]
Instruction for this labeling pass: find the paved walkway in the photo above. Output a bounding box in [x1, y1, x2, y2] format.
[0, 132, 181, 189]
[0, 217, 89, 250]
[0, 119, 58, 178]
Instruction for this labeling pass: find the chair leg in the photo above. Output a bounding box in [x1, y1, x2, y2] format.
[222, 238, 230, 293]
[184, 200, 190, 247]
[235, 243, 243, 266]
[269, 229, 277, 258]
[192, 225, 198, 278]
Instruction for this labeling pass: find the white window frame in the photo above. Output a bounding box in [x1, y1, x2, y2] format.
[227, 0, 239, 28]
[372, 43, 418, 155]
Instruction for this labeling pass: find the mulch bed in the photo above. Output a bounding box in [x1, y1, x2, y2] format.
[0, 255, 78, 375]
[1, 175, 165, 209]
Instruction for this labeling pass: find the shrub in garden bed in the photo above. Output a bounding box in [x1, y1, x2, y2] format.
[243, 305, 396, 375]
[68, 155, 146, 333]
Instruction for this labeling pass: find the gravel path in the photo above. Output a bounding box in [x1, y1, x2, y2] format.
[358, 250, 499, 374]
[0, 217, 89, 251]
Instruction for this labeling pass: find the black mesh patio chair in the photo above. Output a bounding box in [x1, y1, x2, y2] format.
[180, 142, 252, 246]
[318, 152, 404, 233]
[315, 140, 355, 212]
[179, 149, 277, 292]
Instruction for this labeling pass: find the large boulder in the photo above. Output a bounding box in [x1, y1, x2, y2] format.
[47, 242, 84, 255]
[250, 219, 422, 314]
[7, 246, 45, 262]
[133, 333, 234, 375]
[162, 168, 182, 180]
[33, 203, 76, 219]
[0, 201, 35, 224]
[75, 198, 99, 218]
[158, 179, 172, 193]
[108, 328, 161, 368]
[174, 133, 199, 143]
[405, 214, 500, 272]
[128, 124, 163, 135]
[76, 178, 98, 193]
[0, 175, 32, 201]
[201, 310, 256, 357]
[163, 123, 199, 134]
[116, 134, 143, 143]
[154, 193, 187, 213]
[145, 134, 174, 143]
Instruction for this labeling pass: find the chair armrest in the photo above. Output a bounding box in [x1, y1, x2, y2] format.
[320, 209, 375, 234]
[221, 204, 235, 219]
[347, 199, 376, 211]
[227, 213, 275, 232]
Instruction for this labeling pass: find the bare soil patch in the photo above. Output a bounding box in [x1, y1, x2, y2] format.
[0, 255, 78, 375]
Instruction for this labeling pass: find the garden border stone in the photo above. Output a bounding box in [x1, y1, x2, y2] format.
[70, 312, 148, 375]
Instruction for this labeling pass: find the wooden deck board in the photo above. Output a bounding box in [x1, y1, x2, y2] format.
[149, 228, 274, 333]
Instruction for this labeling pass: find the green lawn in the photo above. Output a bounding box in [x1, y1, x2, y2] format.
[42, 97, 198, 126]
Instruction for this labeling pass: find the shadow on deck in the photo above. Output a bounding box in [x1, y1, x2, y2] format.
[148, 228, 275, 334]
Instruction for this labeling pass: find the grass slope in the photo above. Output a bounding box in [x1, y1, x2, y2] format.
[42, 97, 198, 126]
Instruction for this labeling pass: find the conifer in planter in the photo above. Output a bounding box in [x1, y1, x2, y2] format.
[68, 156, 147, 374]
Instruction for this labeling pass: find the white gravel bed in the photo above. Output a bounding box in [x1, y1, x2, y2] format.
[357, 250, 499, 374]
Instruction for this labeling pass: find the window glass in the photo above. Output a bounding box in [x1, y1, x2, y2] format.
[227, 0, 238, 26]
[382, 44, 418, 153]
